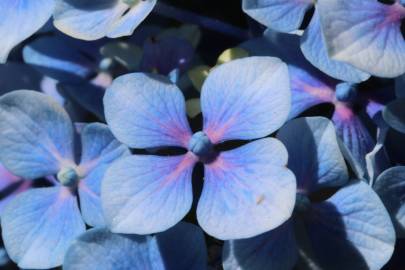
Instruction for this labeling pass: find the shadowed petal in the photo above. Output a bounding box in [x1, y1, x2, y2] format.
[0, 90, 74, 179]
[223, 220, 298, 270]
[277, 117, 348, 193]
[306, 181, 395, 270]
[1, 187, 85, 269]
[197, 138, 296, 240]
[102, 153, 197, 234]
[104, 73, 192, 148]
[77, 123, 130, 227]
[201, 57, 290, 144]
[318, 0, 405, 77]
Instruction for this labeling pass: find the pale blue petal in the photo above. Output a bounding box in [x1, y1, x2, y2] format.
[201, 57, 290, 144]
[318, 0, 405, 77]
[242, 0, 313, 32]
[64, 222, 207, 270]
[104, 73, 192, 149]
[102, 153, 197, 234]
[0, 90, 74, 179]
[197, 138, 296, 240]
[1, 187, 86, 269]
[78, 123, 130, 227]
[223, 220, 297, 270]
[277, 117, 348, 193]
[306, 181, 395, 270]
[374, 166, 405, 237]
[301, 10, 370, 83]
[54, 0, 156, 41]
[0, 0, 54, 62]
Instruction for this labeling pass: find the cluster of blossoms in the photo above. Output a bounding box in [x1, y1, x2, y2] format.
[0, 0, 404, 269]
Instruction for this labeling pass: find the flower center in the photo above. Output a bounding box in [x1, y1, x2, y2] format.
[335, 82, 357, 103]
[188, 131, 214, 159]
[57, 167, 80, 187]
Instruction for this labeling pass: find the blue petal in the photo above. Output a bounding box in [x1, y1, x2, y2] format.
[277, 117, 348, 193]
[242, 0, 313, 32]
[374, 166, 405, 237]
[305, 181, 395, 270]
[102, 153, 197, 234]
[383, 98, 405, 134]
[23, 36, 96, 83]
[104, 73, 192, 148]
[197, 138, 296, 240]
[201, 57, 290, 144]
[77, 123, 130, 227]
[1, 187, 86, 269]
[0, 0, 54, 62]
[300, 10, 370, 83]
[318, 0, 405, 78]
[64, 222, 207, 270]
[332, 104, 375, 177]
[0, 63, 42, 94]
[53, 0, 156, 41]
[0, 90, 74, 179]
[223, 220, 297, 270]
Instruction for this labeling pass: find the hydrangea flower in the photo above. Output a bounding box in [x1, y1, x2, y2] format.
[242, 0, 371, 82]
[241, 31, 394, 178]
[102, 56, 297, 240]
[318, 0, 405, 78]
[53, 0, 157, 40]
[0, 90, 130, 269]
[64, 222, 207, 270]
[0, 0, 55, 62]
[223, 117, 396, 270]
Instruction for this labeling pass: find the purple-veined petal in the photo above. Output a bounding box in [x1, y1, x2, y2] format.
[1, 187, 86, 269]
[64, 222, 207, 270]
[318, 0, 405, 78]
[242, 0, 313, 32]
[374, 166, 405, 237]
[332, 103, 375, 176]
[201, 57, 290, 144]
[104, 73, 192, 149]
[277, 117, 348, 194]
[53, 0, 156, 41]
[0, 0, 54, 62]
[77, 123, 130, 227]
[197, 138, 296, 240]
[305, 181, 395, 270]
[223, 220, 298, 270]
[102, 153, 197, 234]
[300, 9, 370, 83]
[0, 90, 75, 179]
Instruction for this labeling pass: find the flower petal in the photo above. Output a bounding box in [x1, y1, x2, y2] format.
[0, 0, 54, 62]
[318, 0, 405, 77]
[102, 153, 197, 234]
[277, 117, 348, 193]
[0, 90, 74, 179]
[300, 10, 370, 83]
[1, 187, 85, 269]
[305, 181, 395, 270]
[223, 220, 298, 270]
[197, 138, 296, 240]
[374, 166, 405, 237]
[77, 123, 130, 227]
[201, 57, 290, 144]
[104, 73, 192, 148]
[242, 0, 313, 32]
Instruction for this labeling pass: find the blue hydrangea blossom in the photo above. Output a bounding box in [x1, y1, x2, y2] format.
[0, 90, 130, 269]
[102, 56, 296, 240]
[223, 117, 396, 270]
[64, 222, 207, 270]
